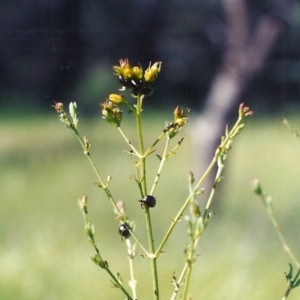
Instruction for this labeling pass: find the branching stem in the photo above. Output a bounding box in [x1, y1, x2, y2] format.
[118, 127, 141, 157]
[73, 126, 148, 255]
[150, 137, 170, 195]
[80, 209, 133, 300]
[156, 113, 246, 256]
[135, 94, 159, 300]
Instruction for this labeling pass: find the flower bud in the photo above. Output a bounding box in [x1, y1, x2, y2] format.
[100, 100, 123, 127]
[132, 66, 143, 80]
[108, 94, 125, 105]
[52, 101, 64, 113]
[122, 67, 133, 79]
[69, 102, 79, 128]
[83, 136, 91, 154]
[239, 103, 253, 118]
[78, 194, 88, 213]
[144, 62, 162, 82]
[188, 171, 195, 186]
[251, 179, 263, 196]
[113, 58, 129, 74]
[166, 122, 179, 139]
[85, 222, 95, 239]
[173, 106, 190, 127]
[91, 253, 102, 265]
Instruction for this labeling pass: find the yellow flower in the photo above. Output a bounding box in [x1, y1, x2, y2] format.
[144, 62, 162, 82]
[113, 58, 133, 79]
[173, 106, 190, 127]
[132, 66, 143, 80]
[174, 118, 188, 127]
[112, 59, 162, 96]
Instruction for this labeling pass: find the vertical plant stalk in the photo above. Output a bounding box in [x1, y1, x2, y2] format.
[135, 94, 159, 299]
[253, 186, 300, 269]
[282, 286, 292, 300]
[266, 205, 300, 269]
[181, 241, 198, 300]
[202, 158, 225, 224]
[126, 238, 138, 300]
[150, 136, 170, 195]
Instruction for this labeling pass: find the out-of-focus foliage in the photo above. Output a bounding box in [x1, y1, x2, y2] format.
[1, 114, 300, 299]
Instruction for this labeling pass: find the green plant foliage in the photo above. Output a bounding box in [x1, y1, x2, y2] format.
[1, 113, 300, 299]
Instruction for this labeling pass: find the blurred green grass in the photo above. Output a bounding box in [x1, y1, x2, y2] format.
[1, 111, 300, 300]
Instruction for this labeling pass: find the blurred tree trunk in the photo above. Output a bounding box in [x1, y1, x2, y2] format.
[193, 0, 291, 183]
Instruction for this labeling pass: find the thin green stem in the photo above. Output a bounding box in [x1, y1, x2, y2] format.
[155, 158, 216, 256]
[80, 209, 133, 300]
[135, 94, 159, 300]
[73, 126, 148, 255]
[282, 268, 300, 300]
[74, 129, 122, 215]
[126, 239, 138, 300]
[135, 95, 147, 196]
[144, 206, 159, 299]
[282, 286, 292, 300]
[170, 237, 201, 300]
[261, 195, 300, 269]
[202, 160, 224, 223]
[144, 130, 167, 157]
[282, 119, 300, 138]
[150, 137, 170, 195]
[172, 126, 238, 298]
[118, 127, 141, 157]
[183, 236, 202, 296]
[80, 209, 88, 224]
[104, 266, 133, 300]
[123, 99, 138, 115]
[166, 137, 184, 158]
[135, 167, 145, 196]
[127, 226, 150, 256]
[170, 264, 188, 300]
[156, 115, 245, 256]
[181, 259, 193, 300]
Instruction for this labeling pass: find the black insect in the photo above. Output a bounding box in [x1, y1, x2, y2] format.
[118, 223, 131, 238]
[138, 195, 156, 208]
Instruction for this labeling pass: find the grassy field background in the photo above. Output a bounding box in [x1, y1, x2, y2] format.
[1, 109, 300, 300]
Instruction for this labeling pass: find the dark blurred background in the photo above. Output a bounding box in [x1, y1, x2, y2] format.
[2, 2, 300, 299]
[0, 0, 299, 115]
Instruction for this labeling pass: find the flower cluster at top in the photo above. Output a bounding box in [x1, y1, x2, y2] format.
[99, 59, 163, 127]
[113, 58, 162, 96]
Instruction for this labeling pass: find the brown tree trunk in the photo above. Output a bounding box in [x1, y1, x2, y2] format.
[192, 0, 290, 182]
